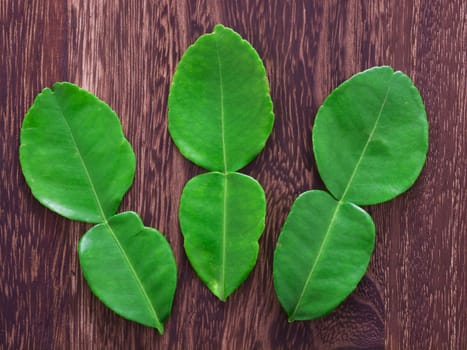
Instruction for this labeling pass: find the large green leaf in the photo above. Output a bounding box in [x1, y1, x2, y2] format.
[312, 66, 428, 205]
[168, 24, 274, 172]
[20, 82, 135, 223]
[179, 172, 266, 300]
[78, 211, 177, 333]
[273, 190, 375, 321]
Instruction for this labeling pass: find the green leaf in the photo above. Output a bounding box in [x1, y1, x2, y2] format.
[20, 82, 135, 223]
[78, 211, 177, 333]
[168, 24, 274, 172]
[312, 66, 428, 205]
[179, 172, 266, 300]
[273, 190, 375, 321]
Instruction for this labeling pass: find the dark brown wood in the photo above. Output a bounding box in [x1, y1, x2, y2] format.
[1, 0, 465, 348]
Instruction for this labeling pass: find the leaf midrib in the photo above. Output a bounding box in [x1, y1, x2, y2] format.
[53, 92, 162, 332]
[215, 35, 229, 300]
[288, 201, 342, 321]
[53, 93, 108, 222]
[104, 221, 163, 333]
[340, 79, 394, 201]
[215, 35, 228, 173]
[289, 81, 395, 320]
[219, 175, 228, 300]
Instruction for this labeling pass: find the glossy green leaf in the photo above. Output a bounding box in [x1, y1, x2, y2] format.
[20, 82, 135, 223]
[168, 24, 274, 172]
[179, 172, 266, 300]
[273, 190, 375, 321]
[78, 211, 177, 333]
[312, 66, 428, 205]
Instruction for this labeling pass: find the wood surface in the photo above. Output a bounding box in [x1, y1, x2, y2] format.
[1, 1, 466, 349]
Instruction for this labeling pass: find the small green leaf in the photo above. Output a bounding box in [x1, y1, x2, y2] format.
[273, 190, 375, 321]
[312, 66, 428, 205]
[20, 82, 135, 223]
[168, 24, 274, 172]
[78, 211, 177, 334]
[179, 172, 266, 300]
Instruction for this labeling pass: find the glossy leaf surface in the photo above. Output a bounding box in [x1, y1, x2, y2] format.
[273, 190, 375, 321]
[20, 82, 135, 223]
[168, 24, 274, 172]
[179, 172, 266, 300]
[79, 211, 177, 333]
[312, 66, 428, 205]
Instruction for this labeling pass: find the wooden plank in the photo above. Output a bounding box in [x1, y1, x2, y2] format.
[0, 1, 70, 349]
[1, 0, 465, 348]
[381, 1, 467, 349]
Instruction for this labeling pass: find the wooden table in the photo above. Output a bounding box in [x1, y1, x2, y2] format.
[1, 1, 466, 349]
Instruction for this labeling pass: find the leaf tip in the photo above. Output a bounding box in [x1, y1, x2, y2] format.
[156, 325, 164, 335]
[51, 81, 76, 93]
[213, 23, 226, 32]
[213, 287, 227, 302]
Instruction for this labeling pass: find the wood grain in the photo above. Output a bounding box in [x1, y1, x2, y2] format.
[1, 0, 466, 349]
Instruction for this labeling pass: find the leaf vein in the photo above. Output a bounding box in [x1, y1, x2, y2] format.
[215, 35, 228, 172]
[220, 175, 228, 300]
[340, 79, 394, 201]
[53, 93, 162, 331]
[53, 93, 107, 222]
[289, 201, 342, 321]
[104, 221, 163, 332]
